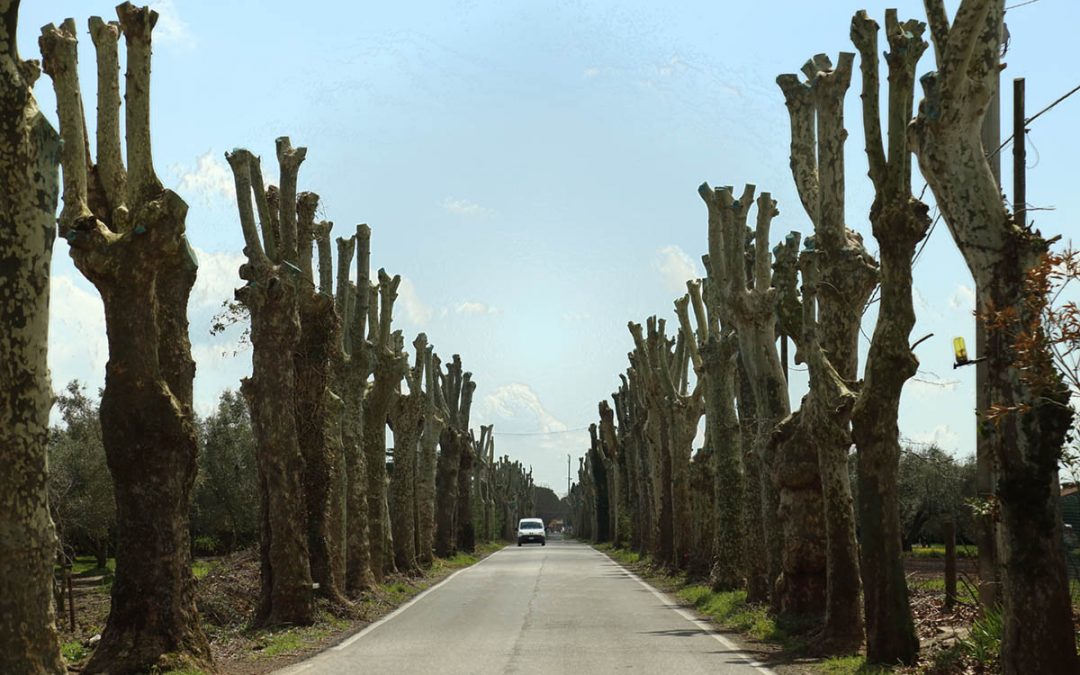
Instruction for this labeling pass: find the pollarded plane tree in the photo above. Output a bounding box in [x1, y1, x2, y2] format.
[778, 51, 877, 650]
[673, 280, 740, 586]
[597, 401, 623, 547]
[475, 423, 498, 540]
[364, 269, 408, 580]
[471, 425, 497, 543]
[848, 9, 931, 665]
[388, 333, 431, 573]
[40, 6, 212, 670]
[0, 2, 64, 672]
[336, 225, 376, 594]
[498, 455, 536, 539]
[456, 416, 479, 554]
[612, 371, 654, 553]
[415, 348, 448, 565]
[586, 423, 611, 542]
[225, 139, 315, 627]
[292, 192, 350, 606]
[628, 315, 704, 569]
[698, 190, 781, 595]
[697, 186, 793, 600]
[434, 355, 476, 557]
[910, 1, 1077, 671]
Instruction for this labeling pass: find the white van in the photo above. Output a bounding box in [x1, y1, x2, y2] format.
[516, 518, 546, 546]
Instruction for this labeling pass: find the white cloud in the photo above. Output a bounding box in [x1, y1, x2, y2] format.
[189, 248, 245, 310]
[563, 312, 591, 321]
[654, 244, 700, 292]
[583, 67, 601, 79]
[441, 197, 494, 218]
[455, 301, 499, 316]
[397, 277, 434, 325]
[475, 383, 567, 434]
[48, 275, 107, 394]
[906, 424, 961, 451]
[149, 0, 196, 50]
[656, 55, 688, 78]
[948, 284, 976, 313]
[172, 151, 234, 206]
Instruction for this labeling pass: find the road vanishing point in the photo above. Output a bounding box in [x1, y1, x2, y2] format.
[276, 538, 774, 674]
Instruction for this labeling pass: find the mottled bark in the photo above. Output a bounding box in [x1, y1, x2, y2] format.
[294, 204, 348, 605]
[389, 335, 428, 573]
[588, 424, 610, 542]
[698, 185, 794, 597]
[456, 426, 477, 553]
[41, 7, 212, 669]
[415, 348, 446, 565]
[435, 355, 474, 557]
[364, 270, 406, 579]
[736, 356, 769, 602]
[341, 226, 374, 595]
[226, 139, 314, 628]
[778, 52, 875, 650]
[0, 2, 65, 671]
[911, 2, 1077, 671]
[598, 402, 622, 547]
[849, 10, 929, 665]
[629, 316, 703, 569]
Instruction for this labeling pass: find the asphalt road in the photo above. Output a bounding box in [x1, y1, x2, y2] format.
[276, 539, 773, 675]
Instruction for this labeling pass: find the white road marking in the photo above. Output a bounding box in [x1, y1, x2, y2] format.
[594, 548, 776, 675]
[331, 546, 510, 652]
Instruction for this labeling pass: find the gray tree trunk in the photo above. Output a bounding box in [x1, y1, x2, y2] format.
[42, 8, 213, 669]
[912, 2, 1078, 671]
[849, 10, 929, 665]
[0, 2, 65, 672]
[778, 53, 875, 650]
[226, 140, 314, 628]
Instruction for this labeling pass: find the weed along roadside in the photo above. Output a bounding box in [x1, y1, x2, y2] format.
[57, 543, 506, 675]
[593, 543, 1052, 675]
[212, 543, 507, 674]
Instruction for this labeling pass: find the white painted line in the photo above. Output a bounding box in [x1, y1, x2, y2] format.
[274, 662, 313, 675]
[331, 546, 510, 652]
[594, 548, 775, 675]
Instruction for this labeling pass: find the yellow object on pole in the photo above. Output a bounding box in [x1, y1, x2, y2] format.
[953, 337, 968, 364]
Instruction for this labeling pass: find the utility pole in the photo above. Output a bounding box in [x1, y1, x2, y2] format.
[1013, 78, 1026, 229]
[567, 454, 571, 498]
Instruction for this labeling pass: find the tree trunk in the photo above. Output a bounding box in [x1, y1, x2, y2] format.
[435, 430, 463, 557]
[0, 3, 65, 670]
[849, 10, 927, 664]
[912, 3, 1077, 671]
[226, 140, 315, 627]
[42, 8, 213, 670]
[778, 54, 873, 649]
[456, 440, 477, 553]
[736, 359, 769, 602]
[295, 277, 348, 604]
[390, 392, 423, 572]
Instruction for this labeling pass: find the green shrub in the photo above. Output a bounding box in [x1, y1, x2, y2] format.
[61, 641, 87, 663]
[192, 535, 221, 556]
[958, 604, 1002, 667]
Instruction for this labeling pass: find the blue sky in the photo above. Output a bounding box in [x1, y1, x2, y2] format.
[21, 1, 1080, 495]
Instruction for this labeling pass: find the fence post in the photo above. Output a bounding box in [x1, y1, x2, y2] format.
[944, 518, 957, 610]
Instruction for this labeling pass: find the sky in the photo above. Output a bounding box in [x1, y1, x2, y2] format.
[18, 0, 1080, 496]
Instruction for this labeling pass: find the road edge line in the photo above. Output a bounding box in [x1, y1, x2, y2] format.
[330, 545, 510, 651]
[592, 547, 776, 675]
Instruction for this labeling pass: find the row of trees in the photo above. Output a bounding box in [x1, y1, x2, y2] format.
[49, 383, 543, 569]
[571, 2, 1077, 673]
[0, 3, 537, 673]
